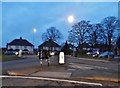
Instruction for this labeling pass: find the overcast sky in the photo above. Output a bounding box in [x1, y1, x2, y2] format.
[2, 2, 118, 48]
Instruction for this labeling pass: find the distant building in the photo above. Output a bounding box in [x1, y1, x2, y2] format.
[7, 37, 34, 52]
[38, 39, 61, 51]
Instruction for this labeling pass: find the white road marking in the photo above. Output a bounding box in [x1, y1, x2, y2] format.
[78, 58, 109, 63]
[69, 63, 108, 70]
[69, 64, 93, 69]
[1, 75, 102, 86]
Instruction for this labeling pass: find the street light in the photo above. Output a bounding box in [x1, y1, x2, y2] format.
[67, 15, 75, 56]
[33, 28, 37, 51]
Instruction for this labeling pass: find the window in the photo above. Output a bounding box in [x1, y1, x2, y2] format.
[8, 46, 11, 49]
[31, 46, 33, 49]
[52, 47, 55, 50]
[16, 46, 19, 49]
[46, 47, 49, 50]
[43, 47, 46, 50]
[24, 46, 27, 48]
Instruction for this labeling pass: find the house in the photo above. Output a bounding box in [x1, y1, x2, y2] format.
[38, 39, 61, 52]
[7, 37, 34, 52]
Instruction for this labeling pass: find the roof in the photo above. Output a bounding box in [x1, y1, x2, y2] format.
[38, 39, 61, 48]
[7, 37, 33, 46]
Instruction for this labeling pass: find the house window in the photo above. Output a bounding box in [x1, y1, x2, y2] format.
[43, 47, 46, 50]
[52, 47, 55, 50]
[8, 46, 11, 49]
[16, 46, 19, 49]
[31, 46, 33, 49]
[46, 47, 49, 50]
[24, 46, 27, 48]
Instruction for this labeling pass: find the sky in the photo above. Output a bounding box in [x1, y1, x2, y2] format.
[2, 2, 118, 48]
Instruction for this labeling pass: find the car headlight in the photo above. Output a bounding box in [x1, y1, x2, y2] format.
[15, 52, 19, 55]
[50, 52, 55, 56]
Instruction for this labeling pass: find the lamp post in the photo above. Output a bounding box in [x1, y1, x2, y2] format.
[33, 28, 37, 53]
[67, 15, 75, 56]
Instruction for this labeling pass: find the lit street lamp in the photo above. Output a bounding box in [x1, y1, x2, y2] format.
[33, 28, 37, 51]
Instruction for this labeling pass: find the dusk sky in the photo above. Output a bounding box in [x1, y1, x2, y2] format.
[2, 2, 118, 48]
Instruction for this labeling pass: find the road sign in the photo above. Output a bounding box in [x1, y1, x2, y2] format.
[59, 52, 65, 64]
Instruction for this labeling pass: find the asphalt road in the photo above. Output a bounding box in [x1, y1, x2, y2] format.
[2, 55, 40, 74]
[2, 55, 119, 74]
[1, 55, 120, 86]
[2, 55, 119, 77]
[66, 56, 119, 72]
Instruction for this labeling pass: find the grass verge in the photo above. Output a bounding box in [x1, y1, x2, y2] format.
[0, 55, 19, 61]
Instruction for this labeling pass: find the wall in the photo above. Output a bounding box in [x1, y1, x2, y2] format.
[7, 45, 34, 52]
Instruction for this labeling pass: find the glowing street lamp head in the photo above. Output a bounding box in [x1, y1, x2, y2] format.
[33, 28, 37, 33]
[68, 15, 74, 23]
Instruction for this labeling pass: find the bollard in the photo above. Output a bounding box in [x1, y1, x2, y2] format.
[18, 50, 22, 57]
[59, 52, 65, 64]
[40, 59, 42, 66]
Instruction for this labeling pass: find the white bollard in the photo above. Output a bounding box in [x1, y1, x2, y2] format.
[18, 50, 22, 57]
[40, 59, 43, 66]
[59, 52, 65, 64]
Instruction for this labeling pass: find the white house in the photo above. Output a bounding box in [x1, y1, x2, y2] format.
[38, 39, 61, 51]
[7, 37, 34, 52]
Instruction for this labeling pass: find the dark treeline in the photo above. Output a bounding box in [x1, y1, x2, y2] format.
[41, 16, 120, 53]
[67, 16, 120, 52]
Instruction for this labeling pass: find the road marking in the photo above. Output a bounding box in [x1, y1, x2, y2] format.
[67, 69, 76, 71]
[69, 63, 108, 70]
[1, 75, 102, 86]
[68, 64, 93, 69]
[78, 58, 109, 63]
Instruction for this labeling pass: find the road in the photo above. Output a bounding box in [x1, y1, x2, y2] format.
[2, 55, 40, 74]
[66, 56, 119, 72]
[1, 55, 120, 86]
[2, 55, 119, 72]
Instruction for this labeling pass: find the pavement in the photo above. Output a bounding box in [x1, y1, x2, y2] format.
[6, 55, 120, 84]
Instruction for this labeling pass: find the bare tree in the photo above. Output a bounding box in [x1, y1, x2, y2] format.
[68, 30, 76, 44]
[116, 36, 120, 49]
[90, 23, 106, 45]
[101, 16, 118, 46]
[42, 27, 63, 42]
[68, 20, 91, 46]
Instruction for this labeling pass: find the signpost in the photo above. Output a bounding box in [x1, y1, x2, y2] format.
[59, 52, 65, 64]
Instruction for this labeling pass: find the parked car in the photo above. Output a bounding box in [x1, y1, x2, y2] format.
[92, 53, 99, 57]
[99, 52, 114, 58]
[4, 51, 18, 55]
[86, 52, 93, 55]
[86, 52, 99, 57]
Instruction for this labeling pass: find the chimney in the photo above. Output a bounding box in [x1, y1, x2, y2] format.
[20, 37, 22, 40]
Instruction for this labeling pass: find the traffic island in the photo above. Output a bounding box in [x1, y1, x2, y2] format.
[6, 65, 68, 77]
[31, 71, 72, 78]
